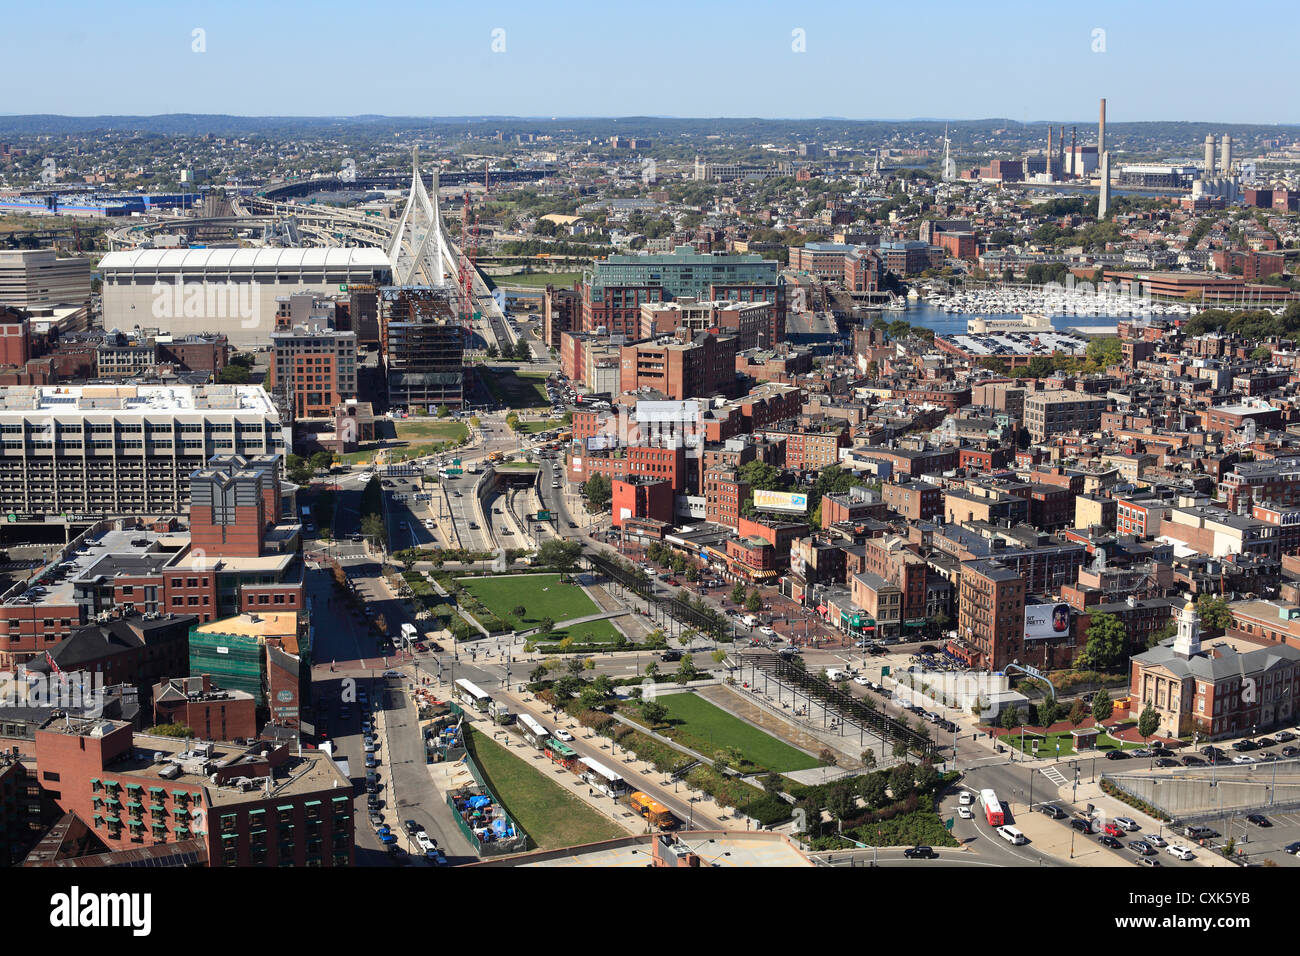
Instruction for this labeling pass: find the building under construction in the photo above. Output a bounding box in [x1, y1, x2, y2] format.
[379, 286, 466, 412]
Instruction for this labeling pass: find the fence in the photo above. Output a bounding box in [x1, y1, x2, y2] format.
[444, 735, 530, 857]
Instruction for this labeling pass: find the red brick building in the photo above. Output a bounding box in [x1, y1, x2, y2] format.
[611, 477, 673, 528]
[152, 675, 258, 741]
[32, 716, 354, 866]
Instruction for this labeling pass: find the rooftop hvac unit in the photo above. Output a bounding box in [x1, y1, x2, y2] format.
[157, 764, 181, 779]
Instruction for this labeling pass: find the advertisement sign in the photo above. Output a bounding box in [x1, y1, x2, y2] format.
[752, 489, 808, 514]
[1024, 603, 1070, 641]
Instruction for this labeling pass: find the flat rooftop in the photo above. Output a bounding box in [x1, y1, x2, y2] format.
[0, 384, 278, 416]
[4, 527, 174, 609]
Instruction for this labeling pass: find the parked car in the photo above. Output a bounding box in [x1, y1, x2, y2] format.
[1146, 834, 1167, 848]
[1166, 844, 1195, 861]
[1274, 731, 1296, 743]
[1231, 755, 1257, 764]
[1155, 757, 1178, 768]
[404, 820, 421, 836]
[1246, 814, 1272, 827]
[1114, 817, 1140, 832]
[1104, 822, 1126, 838]
[1098, 835, 1123, 849]
[416, 832, 436, 852]
[1130, 840, 1154, 856]
[1285, 841, 1300, 855]
[1183, 824, 1217, 840]
[1070, 818, 1095, 833]
[1130, 748, 1154, 758]
[1136, 857, 1161, 867]
[1105, 749, 1129, 760]
[1038, 803, 1065, 819]
[1282, 746, 1300, 757]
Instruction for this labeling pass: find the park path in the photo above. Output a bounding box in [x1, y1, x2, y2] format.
[696, 685, 865, 771]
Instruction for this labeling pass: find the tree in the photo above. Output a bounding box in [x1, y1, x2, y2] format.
[745, 590, 763, 613]
[436, 404, 450, 419]
[285, 454, 313, 486]
[564, 655, 583, 677]
[582, 472, 612, 512]
[888, 762, 914, 798]
[485, 344, 499, 360]
[1079, 612, 1127, 671]
[469, 416, 481, 429]
[638, 698, 667, 728]
[675, 654, 697, 685]
[1137, 701, 1160, 743]
[147, 723, 195, 738]
[1000, 706, 1022, 731]
[1069, 698, 1088, 725]
[1196, 594, 1233, 632]
[539, 617, 557, 638]
[644, 661, 659, 678]
[817, 748, 839, 782]
[512, 604, 527, 619]
[860, 749, 877, 770]
[1037, 696, 1059, 728]
[537, 538, 582, 574]
[529, 665, 548, 683]
[1091, 688, 1113, 723]
[826, 782, 856, 821]
[730, 582, 747, 605]
[892, 740, 909, 759]
[309, 450, 335, 474]
[684, 563, 698, 583]
[1251, 345, 1272, 362]
[513, 339, 532, 362]
[218, 363, 250, 384]
[360, 513, 386, 547]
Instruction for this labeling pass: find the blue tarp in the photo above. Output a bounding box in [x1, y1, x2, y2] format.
[466, 796, 492, 810]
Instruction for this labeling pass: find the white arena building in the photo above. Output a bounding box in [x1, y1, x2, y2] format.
[99, 247, 393, 347]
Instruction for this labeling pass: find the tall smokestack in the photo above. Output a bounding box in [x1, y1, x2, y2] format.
[1071, 126, 1077, 177]
[1047, 126, 1054, 180]
[1220, 134, 1232, 173]
[1204, 134, 1216, 176]
[1098, 98, 1106, 159]
[1099, 152, 1111, 219]
[1059, 126, 1066, 175]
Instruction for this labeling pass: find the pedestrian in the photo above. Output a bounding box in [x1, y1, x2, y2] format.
[588, 787, 593, 796]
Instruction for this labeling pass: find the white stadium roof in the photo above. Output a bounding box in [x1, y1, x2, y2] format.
[98, 247, 392, 271]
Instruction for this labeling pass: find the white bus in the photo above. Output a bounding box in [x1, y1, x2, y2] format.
[517, 713, 549, 748]
[579, 756, 628, 798]
[454, 678, 492, 713]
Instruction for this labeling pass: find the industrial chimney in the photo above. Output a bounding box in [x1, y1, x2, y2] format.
[1220, 134, 1232, 173]
[1046, 126, 1054, 180]
[1204, 134, 1216, 175]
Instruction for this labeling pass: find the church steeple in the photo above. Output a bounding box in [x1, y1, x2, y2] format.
[1172, 598, 1201, 658]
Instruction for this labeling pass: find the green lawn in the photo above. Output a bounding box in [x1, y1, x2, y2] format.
[496, 461, 540, 471]
[394, 421, 470, 442]
[459, 573, 597, 627]
[499, 271, 584, 289]
[465, 727, 625, 851]
[631, 693, 819, 772]
[519, 418, 564, 434]
[480, 366, 550, 409]
[998, 729, 1145, 757]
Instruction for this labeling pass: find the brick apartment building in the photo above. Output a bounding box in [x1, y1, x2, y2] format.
[956, 560, 1025, 671]
[32, 716, 353, 866]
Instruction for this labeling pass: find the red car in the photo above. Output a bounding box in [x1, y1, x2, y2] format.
[413, 642, 427, 652]
[1104, 822, 1125, 838]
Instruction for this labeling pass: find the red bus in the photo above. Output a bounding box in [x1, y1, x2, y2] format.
[980, 789, 1004, 826]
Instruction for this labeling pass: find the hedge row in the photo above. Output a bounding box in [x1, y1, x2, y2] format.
[1100, 777, 1171, 821]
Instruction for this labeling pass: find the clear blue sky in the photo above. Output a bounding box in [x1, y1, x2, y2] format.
[2, 0, 1297, 123]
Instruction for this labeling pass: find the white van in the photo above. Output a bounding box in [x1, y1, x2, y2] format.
[826, 668, 849, 682]
[741, 614, 758, 628]
[996, 825, 1027, 845]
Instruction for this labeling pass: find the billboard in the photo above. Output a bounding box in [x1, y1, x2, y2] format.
[752, 489, 808, 514]
[1024, 603, 1070, 641]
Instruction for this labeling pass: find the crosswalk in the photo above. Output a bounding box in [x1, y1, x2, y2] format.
[1041, 765, 1068, 787]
